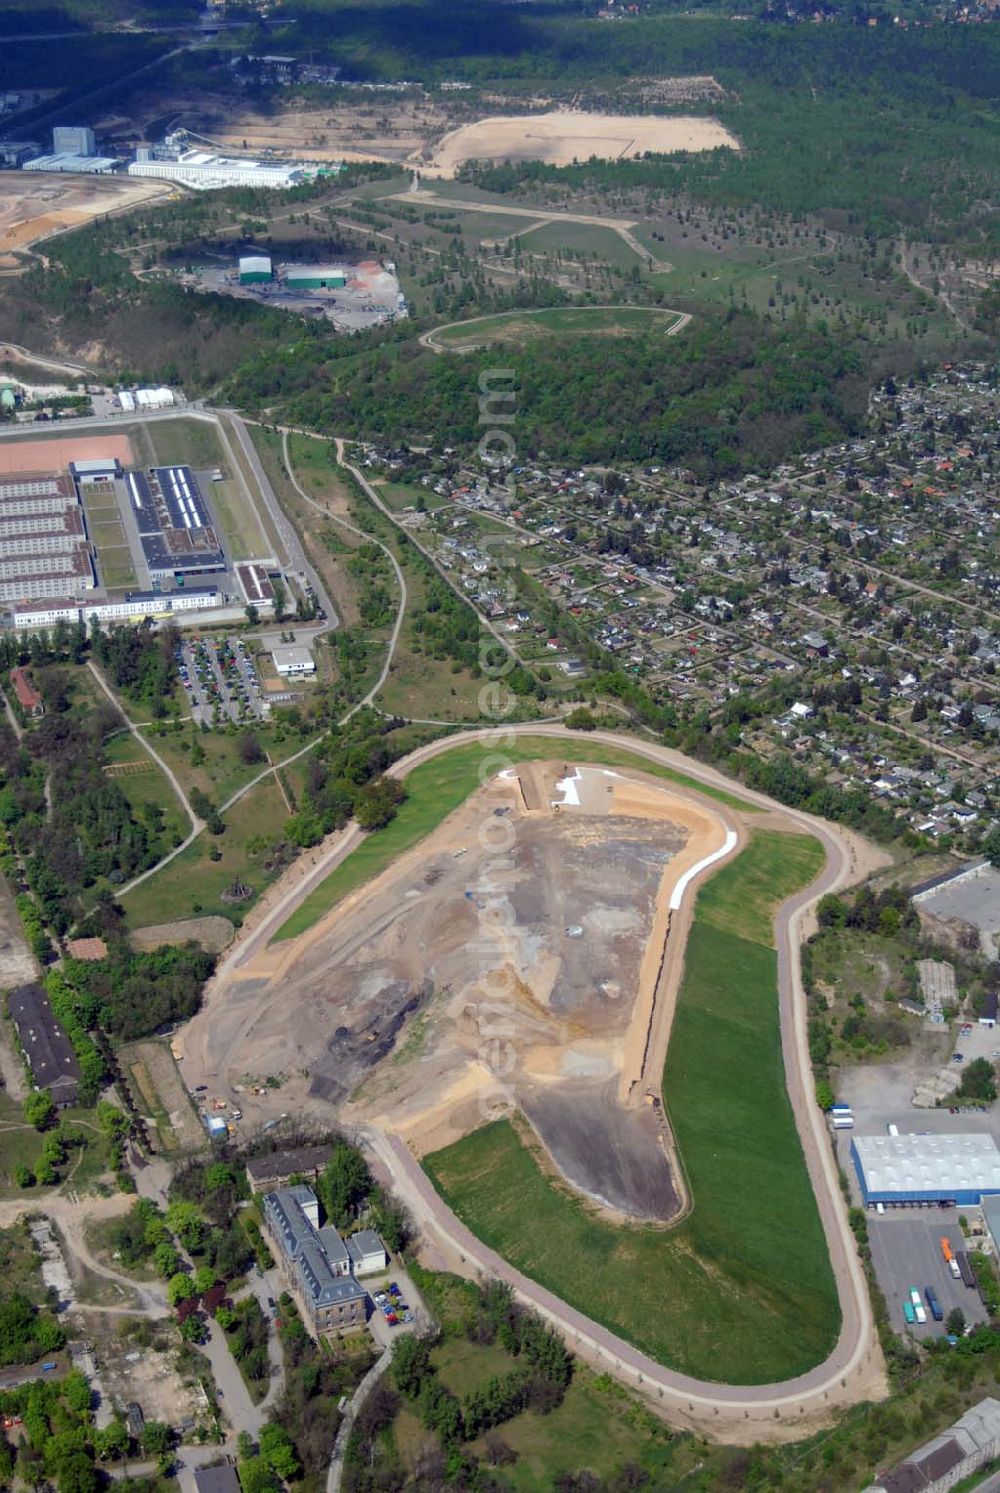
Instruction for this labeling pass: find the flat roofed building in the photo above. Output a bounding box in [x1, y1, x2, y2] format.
[272, 645, 315, 676]
[129, 151, 304, 191]
[23, 154, 117, 174]
[193, 1467, 241, 1493]
[8, 984, 80, 1106]
[53, 125, 95, 156]
[285, 264, 347, 289]
[0, 471, 77, 510]
[235, 562, 275, 606]
[70, 458, 121, 483]
[851, 1133, 1000, 1206]
[127, 467, 225, 580]
[10, 600, 81, 630]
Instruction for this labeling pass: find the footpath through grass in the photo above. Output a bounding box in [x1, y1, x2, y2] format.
[425, 828, 840, 1384]
[272, 736, 752, 941]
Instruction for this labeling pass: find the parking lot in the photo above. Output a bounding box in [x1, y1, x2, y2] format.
[363, 1264, 428, 1349]
[177, 635, 267, 725]
[867, 1209, 987, 1339]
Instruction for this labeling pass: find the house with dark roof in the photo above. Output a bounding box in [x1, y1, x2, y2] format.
[193, 1465, 241, 1493]
[261, 1185, 367, 1336]
[8, 984, 80, 1106]
[245, 1144, 332, 1193]
[865, 1396, 1000, 1492]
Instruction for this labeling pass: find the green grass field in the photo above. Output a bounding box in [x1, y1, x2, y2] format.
[120, 776, 290, 929]
[82, 486, 139, 590]
[146, 416, 226, 470]
[425, 828, 839, 1384]
[272, 737, 754, 941]
[432, 304, 682, 351]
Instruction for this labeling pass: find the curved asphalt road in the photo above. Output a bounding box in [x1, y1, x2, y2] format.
[190, 725, 883, 1430]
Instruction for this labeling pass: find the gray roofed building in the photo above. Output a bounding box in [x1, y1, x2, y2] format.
[347, 1229, 389, 1276]
[193, 1466, 241, 1493]
[245, 1144, 332, 1192]
[8, 984, 80, 1106]
[262, 1185, 367, 1336]
[865, 1395, 1000, 1492]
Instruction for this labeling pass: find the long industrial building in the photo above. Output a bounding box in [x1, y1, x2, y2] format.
[10, 587, 223, 632]
[127, 465, 226, 581]
[128, 149, 305, 191]
[22, 153, 118, 175]
[852, 1133, 1000, 1207]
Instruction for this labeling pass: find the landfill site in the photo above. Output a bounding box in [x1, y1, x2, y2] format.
[179, 760, 735, 1223]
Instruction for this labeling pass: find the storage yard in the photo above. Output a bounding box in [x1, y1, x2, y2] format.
[188, 255, 406, 330]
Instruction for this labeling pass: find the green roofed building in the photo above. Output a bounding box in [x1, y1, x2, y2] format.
[239, 254, 272, 285]
[285, 264, 347, 290]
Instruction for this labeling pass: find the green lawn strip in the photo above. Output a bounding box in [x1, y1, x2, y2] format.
[424, 829, 840, 1384]
[272, 737, 754, 941]
[695, 828, 824, 948]
[435, 306, 680, 346]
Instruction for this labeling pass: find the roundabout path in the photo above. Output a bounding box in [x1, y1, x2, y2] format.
[178, 725, 886, 1438]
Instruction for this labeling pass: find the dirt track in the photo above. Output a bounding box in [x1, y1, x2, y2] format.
[175, 725, 887, 1431]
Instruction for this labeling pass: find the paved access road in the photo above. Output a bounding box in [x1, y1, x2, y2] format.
[184, 725, 885, 1438]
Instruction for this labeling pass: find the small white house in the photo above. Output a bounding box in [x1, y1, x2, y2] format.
[272, 645, 316, 678]
[346, 1229, 388, 1277]
[790, 701, 814, 720]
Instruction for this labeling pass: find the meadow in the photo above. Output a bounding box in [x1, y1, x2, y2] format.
[424, 828, 840, 1384]
[429, 305, 685, 351]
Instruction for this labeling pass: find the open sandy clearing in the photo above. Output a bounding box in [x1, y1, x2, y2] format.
[0, 171, 173, 259]
[422, 110, 739, 175]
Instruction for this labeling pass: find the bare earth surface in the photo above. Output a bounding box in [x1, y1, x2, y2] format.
[180, 761, 730, 1221]
[130, 915, 235, 954]
[422, 110, 739, 174]
[0, 433, 134, 475]
[0, 172, 171, 269]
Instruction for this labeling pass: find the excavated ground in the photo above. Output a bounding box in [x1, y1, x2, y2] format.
[184, 762, 728, 1221]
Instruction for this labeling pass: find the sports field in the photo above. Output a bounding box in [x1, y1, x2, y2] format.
[428, 305, 685, 352]
[271, 737, 753, 941]
[425, 828, 840, 1385]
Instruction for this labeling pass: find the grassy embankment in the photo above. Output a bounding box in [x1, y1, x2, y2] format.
[431, 305, 685, 349]
[272, 737, 752, 941]
[425, 828, 839, 1384]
